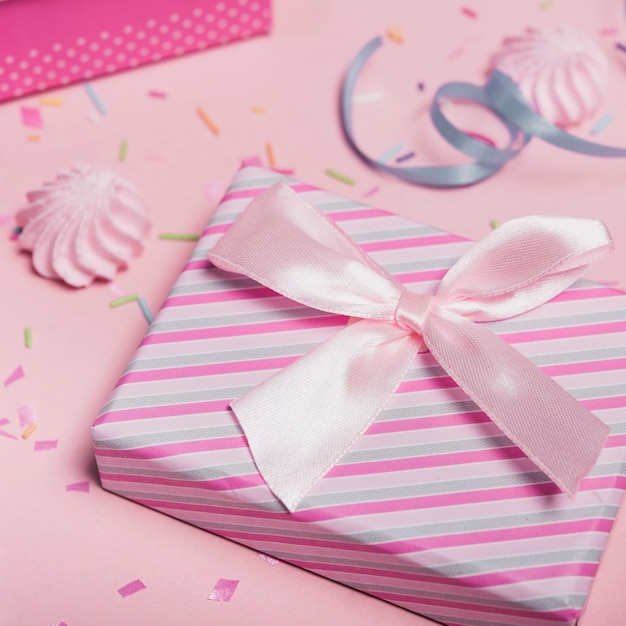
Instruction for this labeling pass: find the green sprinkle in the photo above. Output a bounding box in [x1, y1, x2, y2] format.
[24, 327, 32, 348]
[110, 293, 139, 308]
[325, 168, 355, 186]
[119, 140, 128, 162]
[159, 233, 201, 241]
[490, 220, 499, 230]
[137, 297, 154, 324]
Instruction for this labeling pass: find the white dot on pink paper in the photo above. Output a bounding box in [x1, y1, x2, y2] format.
[241, 29, 251, 38]
[252, 18, 261, 28]
[5, 55, 14, 63]
[183, 19, 192, 28]
[193, 8, 203, 17]
[116, 52, 126, 62]
[47, 70, 56, 79]
[37, 82, 47, 90]
[33, 66, 42, 74]
[103, 48, 113, 57]
[238, 0, 248, 5]
[113, 36, 122, 45]
[60, 76, 70, 84]
[240, 13, 250, 22]
[94, 59, 103, 68]
[129, 58, 139, 67]
[205, 13, 215, 22]
[43, 54, 52, 63]
[24, 76, 33, 85]
[197, 41, 207, 49]
[139, 47, 149, 56]
[218, 19, 227, 28]
[80, 54, 89, 62]
[137, 31, 146, 40]
[52, 43, 62, 52]
[66, 48, 76, 57]
[127, 42, 137, 51]
[162, 41, 172, 51]
[19, 60, 28, 69]
[29, 49, 38, 58]
[195, 24, 205, 34]
[159, 24, 169, 34]
[261, 9, 270, 17]
[147, 19, 156, 28]
[70, 65, 80, 74]
[123, 25, 133, 34]
[170, 13, 179, 22]
[219, 35, 229, 44]
[149, 36, 159, 45]
[172, 30, 182, 40]
[208, 30, 217, 39]
[84, 70, 93, 78]
[100, 31, 110, 40]
[184, 35, 195, 45]
[0, 84, 8, 92]
[106, 65, 116, 73]
[77, 37, 86, 45]
[152, 52, 162, 61]
[229, 24, 240, 34]
[14, 87, 23, 96]
[216, 2, 225, 10]
[9, 72, 18, 80]
[251, 1, 260, 10]
[57, 59, 66, 68]
[90, 42, 100, 51]
[174, 47, 185, 55]
[228, 8, 237, 17]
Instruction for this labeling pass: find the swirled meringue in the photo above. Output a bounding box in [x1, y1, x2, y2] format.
[491, 25, 607, 128]
[16, 165, 151, 287]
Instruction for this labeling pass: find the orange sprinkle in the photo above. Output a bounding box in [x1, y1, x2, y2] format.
[197, 108, 220, 135]
[251, 105, 266, 114]
[27, 134, 41, 142]
[387, 27, 405, 44]
[266, 143, 276, 168]
[21, 423, 37, 439]
[40, 96, 64, 107]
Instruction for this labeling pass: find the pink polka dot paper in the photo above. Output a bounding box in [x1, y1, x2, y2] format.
[0, 0, 271, 103]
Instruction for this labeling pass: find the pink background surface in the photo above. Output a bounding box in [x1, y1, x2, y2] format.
[1, 1, 625, 625]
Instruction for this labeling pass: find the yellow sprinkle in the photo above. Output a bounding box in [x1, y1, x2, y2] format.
[27, 134, 41, 142]
[40, 96, 64, 107]
[266, 143, 276, 168]
[387, 27, 405, 44]
[251, 105, 266, 114]
[21, 423, 37, 439]
[197, 107, 220, 135]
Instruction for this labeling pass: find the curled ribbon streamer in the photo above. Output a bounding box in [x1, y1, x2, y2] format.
[208, 183, 612, 512]
[341, 37, 626, 188]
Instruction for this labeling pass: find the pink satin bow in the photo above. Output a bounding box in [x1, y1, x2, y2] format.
[208, 183, 612, 512]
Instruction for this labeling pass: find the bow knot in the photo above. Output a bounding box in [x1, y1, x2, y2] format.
[394, 289, 431, 335]
[207, 182, 612, 512]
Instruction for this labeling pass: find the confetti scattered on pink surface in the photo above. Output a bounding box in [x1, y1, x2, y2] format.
[599, 27, 618, 37]
[4, 365, 24, 387]
[461, 6, 478, 18]
[20, 106, 43, 128]
[34, 439, 58, 452]
[241, 156, 263, 167]
[0, 418, 18, 440]
[208, 578, 239, 602]
[117, 579, 146, 598]
[18, 405, 36, 427]
[66, 481, 90, 493]
[257, 552, 279, 565]
[363, 186, 380, 197]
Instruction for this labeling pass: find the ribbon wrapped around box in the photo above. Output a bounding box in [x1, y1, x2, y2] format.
[92, 166, 626, 626]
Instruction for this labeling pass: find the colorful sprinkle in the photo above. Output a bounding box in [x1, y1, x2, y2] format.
[119, 140, 128, 162]
[395, 150, 416, 163]
[40, 97, 64, 106]
[615, 42, 626, 54]
[159, 233, 201, 241]
[84, 82, 107, 115]
[387, 27, 405, 44]
[353, 91, 386, 104]
[24, 327, 32, 348]
[539, 0, 553, 8]
[110, 294, 139, 308]
[266, 143, 276, 168]
[490, 220, 499, 230]
[378, 143, 404, 164]
[148, 90, 167, 99]
[363, 186, 380, 197]
[86, 110, 101, 125]
[137, 297, 154, 324]
[34, 439, 58, 452]
[4, 365, 24, 387]
[417, 82, 426, 92]
[251, 105, 266, 113]
[20, 107, 43, 128]
[208, 579, 239, 602]
[66, 481, 90, 493]
[591, 113, 613, 135]
[325, 168, 355, 186]
[117, 579, 146, 598]
[460, 6, 478, 18]
[197, 108, 220, 135]
[27, 134, 41, 142]
[21, 423, 37, 440]
[18, 405, 36, 427]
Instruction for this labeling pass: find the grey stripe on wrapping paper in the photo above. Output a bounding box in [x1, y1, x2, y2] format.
[109, 483, 616, 547]
[99, 385, 251, 414]
[349, 225, 440, 243]
[148, 305, 328, 333]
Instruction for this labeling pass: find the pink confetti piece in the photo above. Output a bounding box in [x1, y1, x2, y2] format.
[208, 578, 239, 602]
[0, 418, 18, 440]
[4, 365, 24, 387]
[446, 45, 466, 61]
[117, 579, 146, 598]
[0, 215, 12, 228]
[20, 106, 43, 128]
[461, 6, 478, 18]
[256, 552, 279, 565]
[241, 156, 263, 167]
[107, 282, 125, 296]
[59, 621, 68, 626]
[599, 27, 618, 37]
[18, 405, 36, 427]
[148, 90, 167, 99]
[363, 186, 380, 197]
[66, 481, 90, 493]
[34, 439, 58, 452]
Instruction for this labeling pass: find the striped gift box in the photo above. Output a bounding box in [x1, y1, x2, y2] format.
[92, 166, 626, 626]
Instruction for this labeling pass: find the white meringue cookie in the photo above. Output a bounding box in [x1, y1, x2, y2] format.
[491, 25, 607, 128]
[16, 165, 151, 287]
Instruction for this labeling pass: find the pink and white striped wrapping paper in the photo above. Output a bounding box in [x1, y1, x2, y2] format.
[91, 166, 626, 626]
